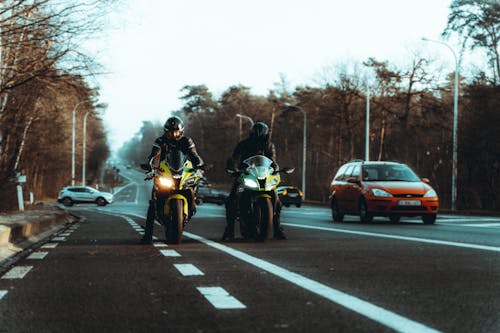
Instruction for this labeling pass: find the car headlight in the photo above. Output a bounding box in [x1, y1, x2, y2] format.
[371, 188, 393, 197]
[158, 176, 174, 188]
[424, 189, 437, 197]
[243, 178, 259, 189]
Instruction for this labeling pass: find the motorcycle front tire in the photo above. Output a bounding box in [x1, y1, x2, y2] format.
[255, 197, 273, 241]
[167, 199, 184, 244]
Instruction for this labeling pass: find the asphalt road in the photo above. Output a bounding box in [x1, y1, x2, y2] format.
[1, 168, 499, 333]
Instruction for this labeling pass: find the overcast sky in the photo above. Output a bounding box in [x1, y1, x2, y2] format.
[86, 0, 455, 152]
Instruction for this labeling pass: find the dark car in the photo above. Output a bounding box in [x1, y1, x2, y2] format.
[329, 160, 439, 224]
[196, 186, 228, 205]
[277, 185, 303, 208]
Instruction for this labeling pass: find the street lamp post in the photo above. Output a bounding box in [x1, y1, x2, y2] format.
[422, 37, 459, 210]
[235, 113, 254, 139]
[365, 80, 370, 161]
[284, 104, 307, 200]
[71, 101, 88, 186]
[82, 111, 91, 186]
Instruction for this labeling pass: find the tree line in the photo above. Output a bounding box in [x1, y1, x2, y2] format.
[119, 0, 499, 210]
[0, 0, 118, 211]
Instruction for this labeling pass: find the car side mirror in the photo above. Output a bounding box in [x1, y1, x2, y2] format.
[422, 178, 430, 184]
[347, 177, 359, 184]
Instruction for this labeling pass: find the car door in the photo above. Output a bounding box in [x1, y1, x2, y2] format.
[335, 164, 354, 211]
[343, 164, 362, 212]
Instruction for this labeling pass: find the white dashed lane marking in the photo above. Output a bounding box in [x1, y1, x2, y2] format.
[41, 243, 58, 249]
[160, 250, 181, 257]
[174, 264, 204, 276]
[197, 287, 246, 309]
[2, 266, 33, 279]
[0, 290, 7, 300]
[52, 237, 66, 242]
[153, 242, 168, 247]
[27, 252, 49, 260]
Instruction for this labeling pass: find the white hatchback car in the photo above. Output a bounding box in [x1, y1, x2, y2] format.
[58, 186, 113, 207]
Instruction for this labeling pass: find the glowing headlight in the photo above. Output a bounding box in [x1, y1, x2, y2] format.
[424, 189, 437, 197]
[371, 188, 393, 197]
[243, 178, 259, 189]
[158, 177, 174, 188]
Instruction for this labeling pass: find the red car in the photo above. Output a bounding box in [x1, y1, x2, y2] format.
[329, 160, 439, 224]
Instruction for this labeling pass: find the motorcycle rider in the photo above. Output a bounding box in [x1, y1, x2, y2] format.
[140, 116, 204, 244]
[222, 121, 286, 241]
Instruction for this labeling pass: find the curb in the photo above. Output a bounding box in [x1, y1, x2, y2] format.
[0, 210, 74, 246]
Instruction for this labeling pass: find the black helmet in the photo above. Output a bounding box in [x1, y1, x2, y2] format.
[164, 116, 184, 140]
[250, 122, 269, 138]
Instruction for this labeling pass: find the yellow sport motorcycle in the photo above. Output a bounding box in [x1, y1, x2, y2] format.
[227, 155, 294, 241]
[142, 150, 204, 244]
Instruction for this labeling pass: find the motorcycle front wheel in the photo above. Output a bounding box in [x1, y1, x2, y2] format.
[166, 199, 184, 244]
[254, 197, 273, 241]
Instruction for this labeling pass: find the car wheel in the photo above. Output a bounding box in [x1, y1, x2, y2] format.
[196, 198, 203, 205]
[359, 199, 373, 223]
[331, 198, 344, 222]
[422, 214, 436, 225]
[389, 216, 400, 223]
[62, 197, 73, 207]
[96, 197, 107, 206]
[296, 203, 301, 208]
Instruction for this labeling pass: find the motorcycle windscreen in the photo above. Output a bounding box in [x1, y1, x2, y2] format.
[242, 155, 273, 179]
[165, 149, 187, 173]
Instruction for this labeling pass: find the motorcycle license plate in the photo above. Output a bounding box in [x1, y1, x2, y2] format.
[398, 200, 421, 206]
[288, 193, 298, 197]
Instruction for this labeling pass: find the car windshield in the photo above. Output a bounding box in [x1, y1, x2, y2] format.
[362, 164, 420, 182]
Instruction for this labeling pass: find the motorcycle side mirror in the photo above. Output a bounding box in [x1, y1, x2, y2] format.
[225, 168, 237, 175]
[282, 167, 295, 174]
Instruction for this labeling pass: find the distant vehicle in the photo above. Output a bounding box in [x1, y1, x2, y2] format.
[329, 160, 439, 224]
[58, 186, 114, 207]
[196, 186, 228, 205]
[277, 185, 303, 207]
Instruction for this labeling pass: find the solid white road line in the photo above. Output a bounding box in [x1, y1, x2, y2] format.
[185, 232, 441, 333]
[2, 266, 33, 279]
[27, 252, 48, 260]
[461, 223, 500, 227]
[160, 249, 181, 257]
[0, 290, 7, 300]
[282, 223, 500, 253]
[174, 264, 204, 276]
[197, 287, 246, 309]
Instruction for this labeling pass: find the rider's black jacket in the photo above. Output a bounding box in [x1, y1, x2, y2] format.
[147, 135, 204, 169]
[228, 135, 276, 169]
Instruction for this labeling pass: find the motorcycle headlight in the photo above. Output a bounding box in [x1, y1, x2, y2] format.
[158, 176, 174, 188]
[371, 188, 393, 197]
[243, 178, 259, 189]
[424, 189, 437, 197]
